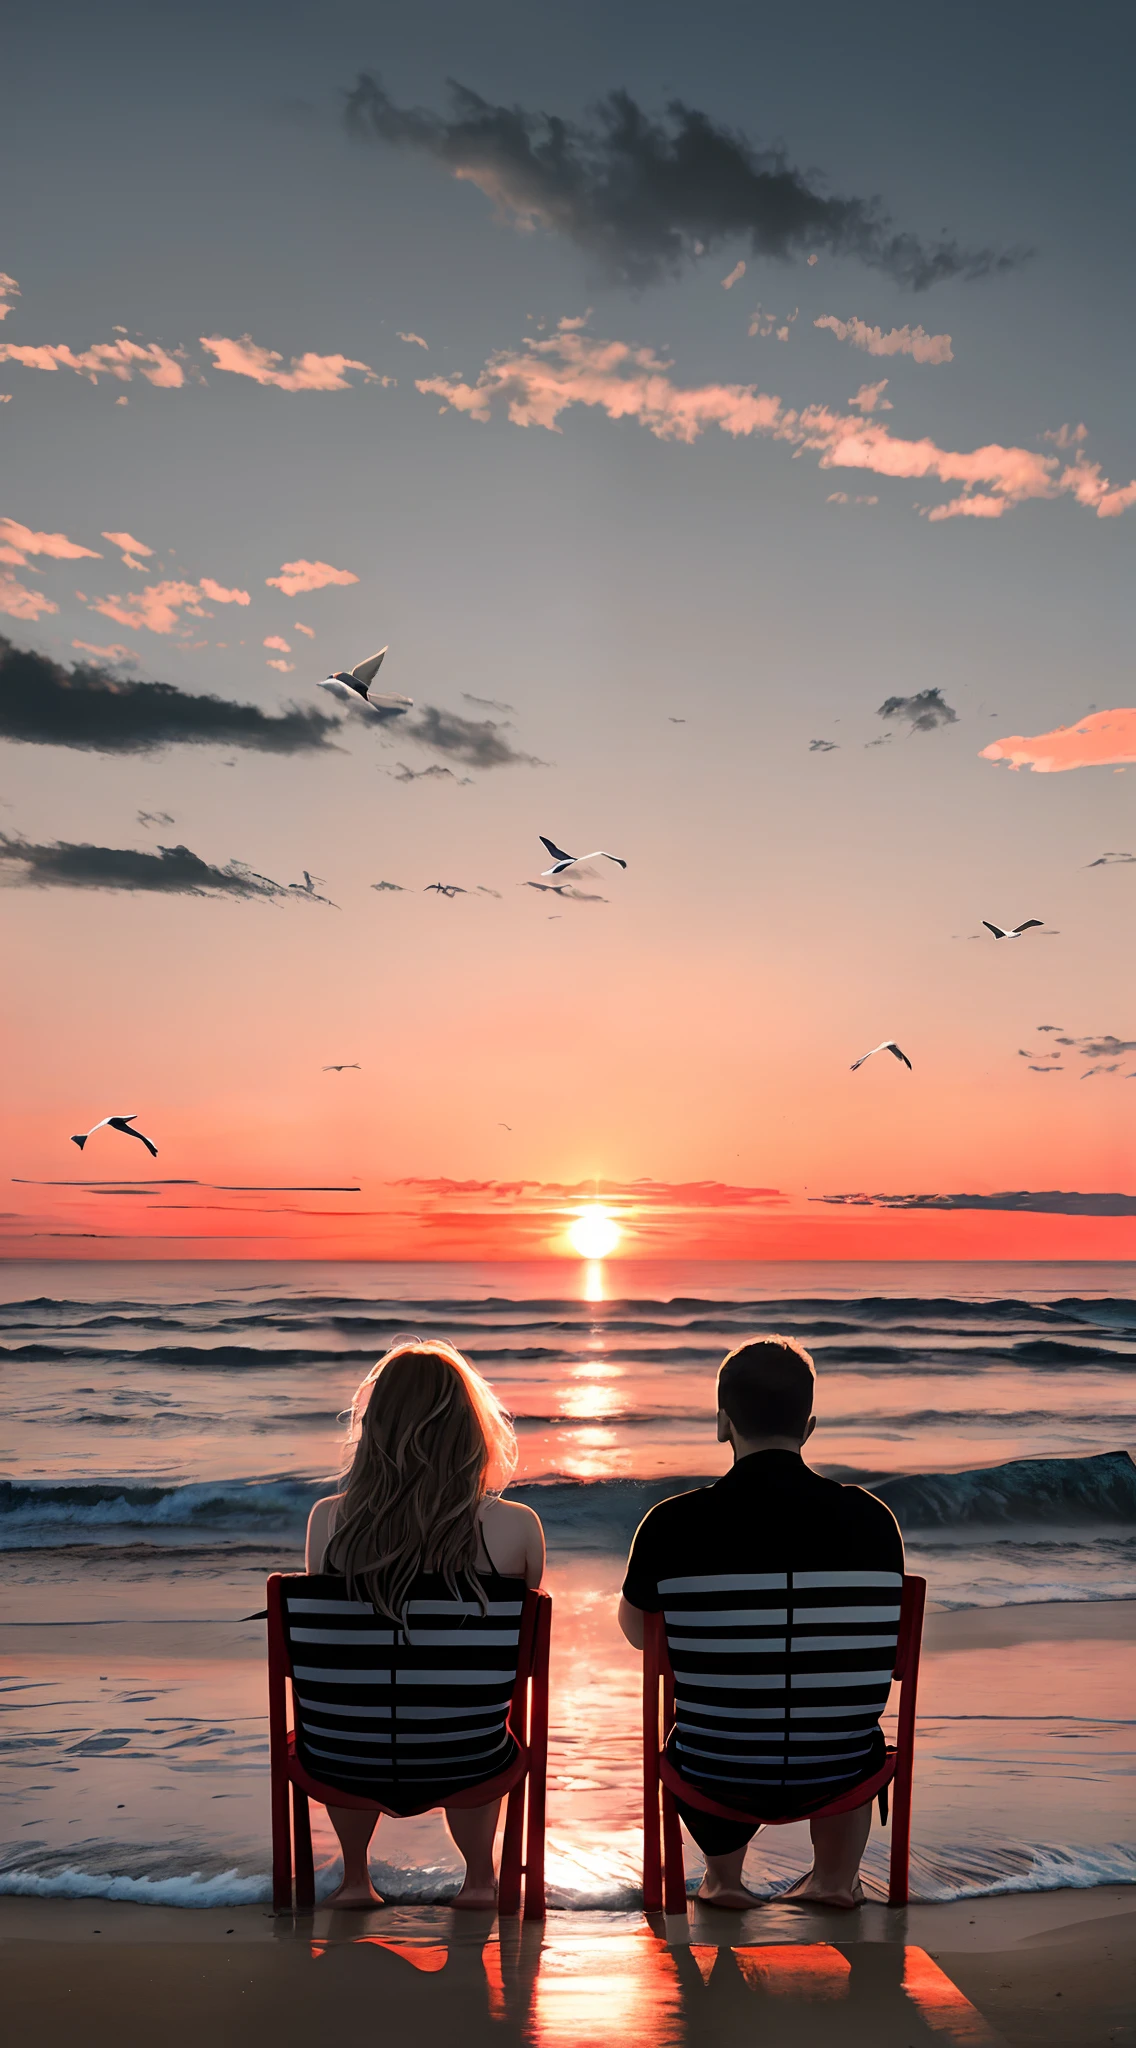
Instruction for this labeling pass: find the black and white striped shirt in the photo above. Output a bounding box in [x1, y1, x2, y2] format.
[281, 1570, 525, 1799]
[623, 1451, 904, 1807]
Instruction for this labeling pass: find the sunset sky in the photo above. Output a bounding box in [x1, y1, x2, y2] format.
[2, 0, 1134, 1260]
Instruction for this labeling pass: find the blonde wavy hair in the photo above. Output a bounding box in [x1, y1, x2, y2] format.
[325, 1338, 518, 1623]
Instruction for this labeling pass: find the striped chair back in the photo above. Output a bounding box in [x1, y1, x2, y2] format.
[660, 1565, 903, 1801]
[279, 1570, 528, 1798]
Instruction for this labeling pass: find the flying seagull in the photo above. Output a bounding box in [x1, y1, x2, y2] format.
[317, 648, 412, 719]
[425, 882, 467, 897]
[539, 835, 627, 877]
[323, 1064, 361, 1072]
[498, 1123, 512, 1131]
[850, 1041, 912, 1073]
[982, 919, 1044, 940]
[71, 1114, 159, 1158]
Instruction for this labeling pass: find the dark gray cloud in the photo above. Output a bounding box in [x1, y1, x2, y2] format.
[462, 691, 514, 714]
[405, 705, 544, 769]
[817, 1189, 1136, 1216]
[371, 879, 407, 891]
[0, 637, 339, 755]
[1087, 851, 1136, 867]
[877, 687, 958, 733]
[809, 739, 838, 753]
[1036, 1025, 1063, 1032]
[392, 761, 461, 782]
[137, 810, 175, 827]
[344, 76, 1025, 292]
[0, 835, 313, 902]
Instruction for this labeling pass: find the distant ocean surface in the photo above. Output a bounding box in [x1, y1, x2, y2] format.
[2, 1259, 1134, 1910]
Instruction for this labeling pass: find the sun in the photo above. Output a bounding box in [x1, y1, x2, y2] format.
[568, 1209, 622, 1260]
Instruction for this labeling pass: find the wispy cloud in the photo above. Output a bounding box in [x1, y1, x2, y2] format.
[345, 75, 1023, 290]
[397, 330, 429, 349]
[371, 879, 406, 890]
[404, 705, 544, 769]
[416, 327, 1136, 525]
[198, 578, 249, 606]
[463, 691, 514, 713]
[981, 709, 1136, 773]
[808, 738, 838, 752]
[392, 761, 463, 783]
[200, 333, 387, 392]
[522, 879, 607, 901]
[1087, 850, 1136, 866]
[91, 581, 212, 635]
[0, 519, 101, 566]
[101, 529, 154, 569]
[814, 315, 953, 363]
[848, 380, 892, 412]
[817, 1189, 1136, 1216]
[266, 558, 359, 596]
[263, 635, 292, 653]
[721, 261, 746, 290]
[878, 687, 958, 732]
[826, 490, 878, 504]
[0, 338, 185, 386]
[0, 637, 338, 753]
[266, 658, 295, 672]
[0, 273, 20, 320]
[0, 572, 57, 621]
[747, 304, 796, 340]
[73, 640, 137, 664]
[0, 835, 317, 901]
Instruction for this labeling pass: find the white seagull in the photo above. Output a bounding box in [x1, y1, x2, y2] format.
[850, 1041, 912, 1073]
[982, 919, 1044, 941]
[71, 1114, 159, 1158]
[317, 649, 412, 719]
[539, 835, 627, 877]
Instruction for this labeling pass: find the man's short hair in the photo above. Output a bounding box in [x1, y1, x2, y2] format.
[717, 1335, 816, 1441]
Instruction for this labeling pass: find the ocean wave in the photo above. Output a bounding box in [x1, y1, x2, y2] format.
[873, 1450, 1136, 1530]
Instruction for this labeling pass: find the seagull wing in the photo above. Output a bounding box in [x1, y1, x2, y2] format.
[849, 1048, 877, 1071]
[540, 836, 574, 863]
[350, 648, 388, 688]
[590, 852, 627, 870]
[317, 677, 363, 704]
[886, 1043, 913, 1069]
[108, 1116, 158, 1157]
[1013, 920, 1044, 934]
[982, 922, 1006, 938]
[364, 691, 413, 716]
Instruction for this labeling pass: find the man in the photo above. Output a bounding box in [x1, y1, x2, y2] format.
[619, 1334, 904, 1909]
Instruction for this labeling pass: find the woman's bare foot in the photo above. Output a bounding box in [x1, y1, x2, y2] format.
[779, 1873, 864, 1911]
[695, 1881, 765, 1910]
[449, 1880, 497, 1911]
[325, 1879, 385, 1910]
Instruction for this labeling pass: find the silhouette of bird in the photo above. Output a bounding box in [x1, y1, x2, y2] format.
[539, 835, 627, 877]
[850, 1041, 912, 1073]
[71, 1115, 158, 1158]
[323, 1064, 361, 1072]
[982, 919, 1044, 940]
[317, 648, 412, 719]
[425, 883, 467, 897]
[498, 1122, 512, 1131]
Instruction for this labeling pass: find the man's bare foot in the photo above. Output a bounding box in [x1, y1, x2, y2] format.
[325, 1880, 385, 1910]
[695, 1882, 765, 1911]
[449, 1880, 497, 1911]
[779, 1873, 864, 1911]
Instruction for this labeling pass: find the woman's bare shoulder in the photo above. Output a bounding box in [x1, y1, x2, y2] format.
[305, 1492, 344, 1571]
[483, 1497, 543, 1531]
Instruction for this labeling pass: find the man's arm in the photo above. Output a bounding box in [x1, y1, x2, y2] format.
[618, 1595, 645, 1649]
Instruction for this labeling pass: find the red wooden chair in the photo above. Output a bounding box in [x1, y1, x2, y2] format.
[642, 1572, 926, 1912]
[267, 1574, 551, 1918]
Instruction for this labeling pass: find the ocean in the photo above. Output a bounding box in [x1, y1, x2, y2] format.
[2, 1259, 1134, 1910]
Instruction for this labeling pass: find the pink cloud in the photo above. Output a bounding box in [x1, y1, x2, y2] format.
[1043, 423, 1088, 450]
[849, 380, 892, 413]
[417, 327, 1136, 522]
[91, 581, 210, 635]
[397, 331, 429, 349]
[198, 577, 250, 605]
[981, 709, 1136, 774]
[0, 519, 101, 566]
[0, 339, 185, 386]
[200, 334, 385, 391]
[0, 571, 58, 620]
[72, 639, 137, 663]
[266, 658, 295, 672]
[266, 559, 359, 596]
[101, 530, 153, 567]
[814, 315, 953, 365]
[0, 274, 20, 320]
[263, 635, 291, 653]
[293, 621, 315, 638]
[748, 305, 796, 340]
[721, 261, 746, 290]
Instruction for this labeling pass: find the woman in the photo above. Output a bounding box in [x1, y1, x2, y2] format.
[303, 1338, 545, 1910]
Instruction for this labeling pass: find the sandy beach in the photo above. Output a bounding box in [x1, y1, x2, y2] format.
[4, 1886, 1134, 2048]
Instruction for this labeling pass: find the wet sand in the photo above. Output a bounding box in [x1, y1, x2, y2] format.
[4, 1888, 1134, 2048]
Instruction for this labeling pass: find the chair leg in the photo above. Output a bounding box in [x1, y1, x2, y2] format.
[292, 1785, 315, 1910]
[522, 1760, 547, 1921]
[498, 1779, 525, 1917]
[271, 1761, 293, 1911]
[661, 1784, 688, 1915]
[642, 1771, 663, 1915]
[888, 1754, 912, 1907]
